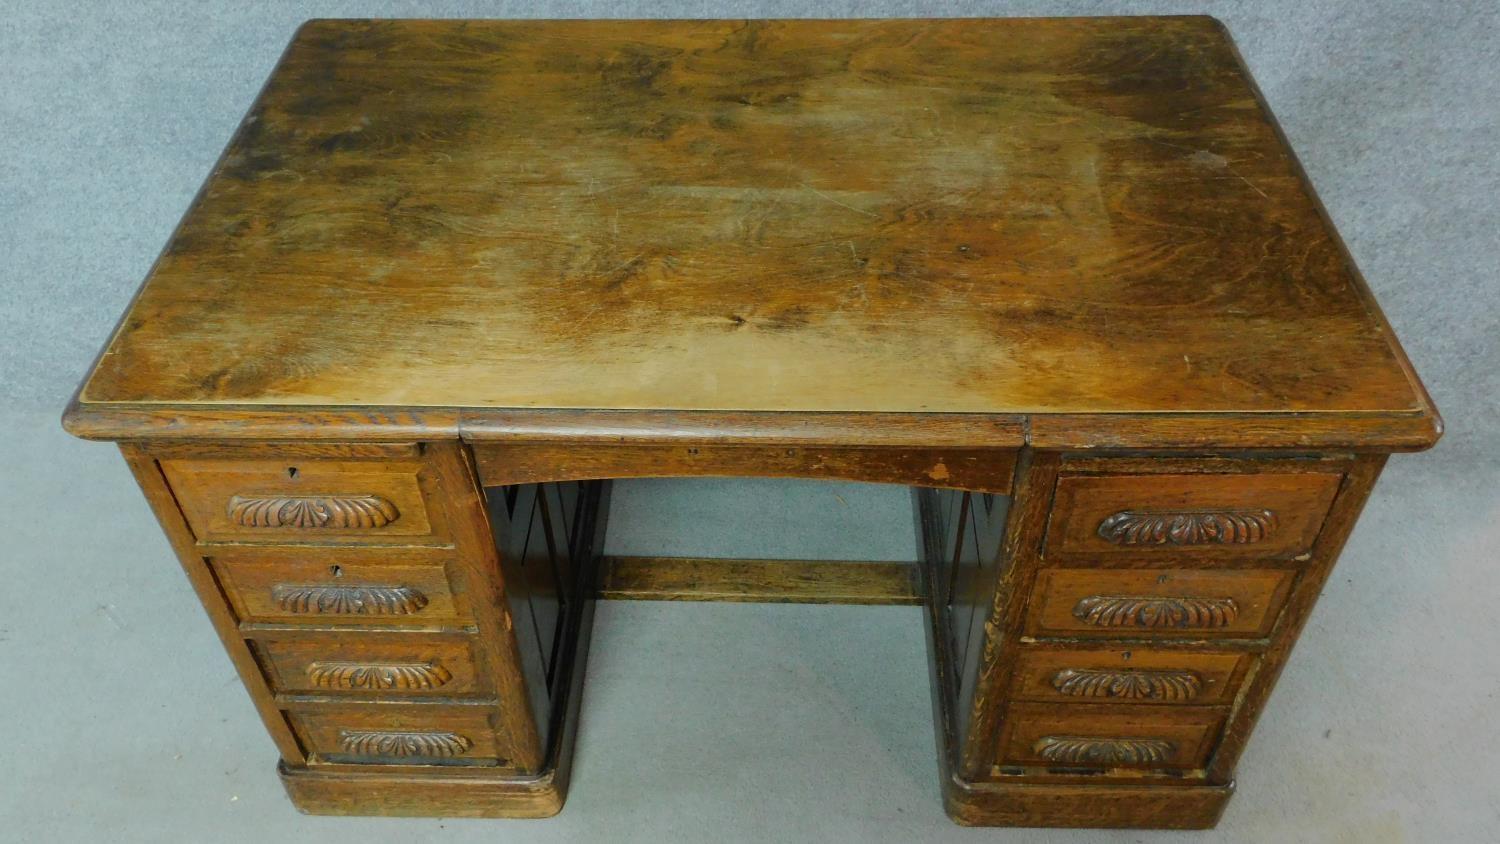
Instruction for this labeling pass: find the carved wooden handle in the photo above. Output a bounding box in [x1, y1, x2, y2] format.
[271, 584, 429, 616]
[227, 493, 399, 529]
[1034, 736, 1176, 765]
[307, 661, 452, 690]
[338, 730, 472, 758]
[1097, 508, 1275, 546]
[1051, 667, 1203, 701]
[1072, 595, 1239, 629]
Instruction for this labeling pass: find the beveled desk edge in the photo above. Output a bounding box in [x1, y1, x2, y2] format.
[62, 402, 1441, 452]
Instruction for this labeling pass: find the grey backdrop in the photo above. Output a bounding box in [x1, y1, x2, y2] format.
[2, 2, 1497, 842]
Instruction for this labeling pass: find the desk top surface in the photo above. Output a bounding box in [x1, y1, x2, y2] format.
[75, 17, 1437, 444]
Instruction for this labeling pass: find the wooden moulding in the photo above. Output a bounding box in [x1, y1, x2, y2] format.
[940, 776, 1233, 830]
[63, 402, 1439, 452]
[472, 441, 1018, 494]
[279, 759, 572, 818]
[596, 556, 921, 605]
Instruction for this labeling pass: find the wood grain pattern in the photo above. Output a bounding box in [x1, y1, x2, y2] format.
[118, 446, 307, 765]
[210, 551, 471, 627]
[1012, 649, 1250, 706]
[995, 703, 1227, 771]
[160, 457, 445, 545]
[1204, 454, 1387, 782]
[473, 442, 1017, 494]
[1028, 568, 1294, 639]
[73, 17, 1432, 431]
[1046, 471, 1342, 559]
[290, 705, 513, 766]
[596, 556, 920, 605]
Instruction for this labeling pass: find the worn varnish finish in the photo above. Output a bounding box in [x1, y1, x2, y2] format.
[64, 17, 1440, 830]
[69, 17, 1437, 432]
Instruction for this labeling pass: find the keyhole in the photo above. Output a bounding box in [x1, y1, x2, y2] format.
[287, 467, 299, 479]
[1121, 651, 1132, 662]
[330, 565, 343, 578]
[1157, 574, 1170, 584]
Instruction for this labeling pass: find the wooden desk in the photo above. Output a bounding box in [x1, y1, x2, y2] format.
[63, 17, 1440, 829]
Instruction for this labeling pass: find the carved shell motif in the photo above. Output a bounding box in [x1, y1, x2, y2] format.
[1072, 595, 1239, 629]
[338, 730, 472, 758]
[306, 661, 453, 690]
[1034, 736, 1176, 765]
[1097, 508, 1276, 546]
[227, 493, 399, 529]
[1051, 668, 1203, 701]
[271, 584, 429, 616]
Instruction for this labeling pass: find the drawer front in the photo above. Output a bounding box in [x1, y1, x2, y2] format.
[211, 554, 469, 627]
[290, 706, 515, 768]
[1027, 568, 1295, 639]
[255, 635, 487, 698]
[997, 703, 1227, 771]
[1046, 471, 1342, 560]
[161, 458, 446, 545]
[1013, 648, 1252, 706]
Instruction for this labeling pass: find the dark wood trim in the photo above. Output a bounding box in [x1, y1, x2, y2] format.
[595, 556, 921, 605]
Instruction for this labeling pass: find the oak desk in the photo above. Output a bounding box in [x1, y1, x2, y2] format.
[64, 17, 1440, 829]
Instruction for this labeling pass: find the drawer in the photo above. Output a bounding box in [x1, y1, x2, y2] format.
[254, 634, 488, 698]
[1046, 471, 1342, 560]
[1027, 568, 1295, 639]
[1012, 647, 1252, 706]
[290, 705, 516, 768]
[996, 703, 1227, 771]
[160, 457, 447, 545]
[210, 553, 470, 627]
